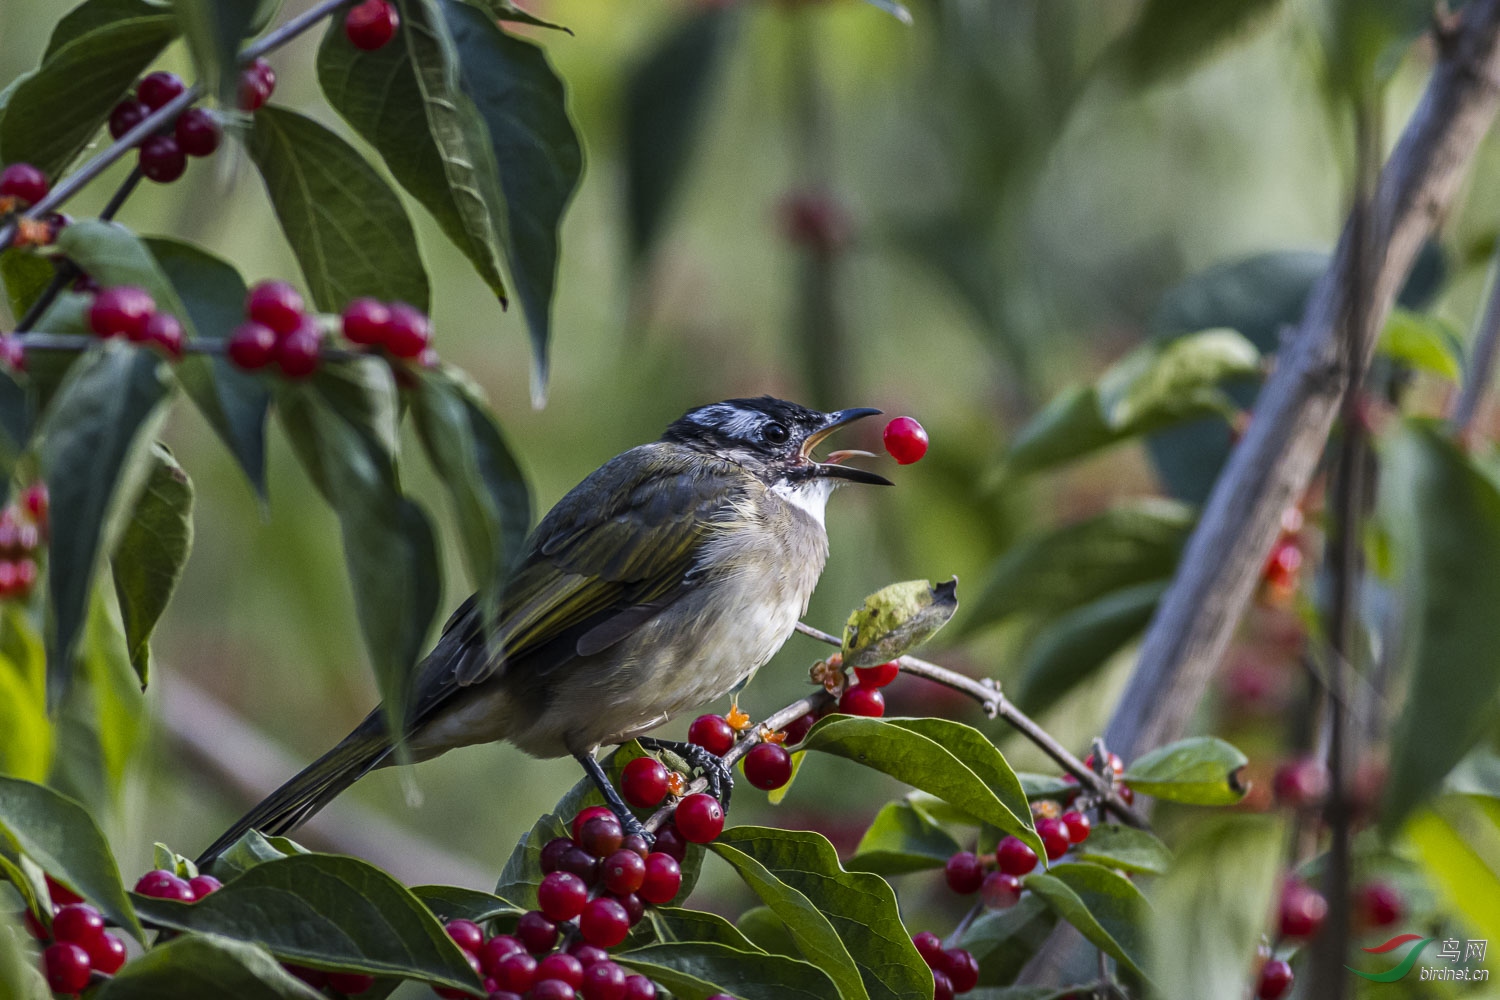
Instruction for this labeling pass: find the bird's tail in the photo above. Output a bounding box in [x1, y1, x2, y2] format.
[196, 728, 391, 866]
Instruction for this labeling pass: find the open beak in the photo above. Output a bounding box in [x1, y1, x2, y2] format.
[802, 408, 893, 486]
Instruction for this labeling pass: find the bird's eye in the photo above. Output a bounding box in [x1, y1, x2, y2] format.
[761, 421, 790, 445]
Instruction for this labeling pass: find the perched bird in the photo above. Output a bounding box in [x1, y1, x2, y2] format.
[198, 396, 888, 861]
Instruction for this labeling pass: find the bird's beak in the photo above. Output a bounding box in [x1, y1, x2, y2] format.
[802, 408, 893, 486]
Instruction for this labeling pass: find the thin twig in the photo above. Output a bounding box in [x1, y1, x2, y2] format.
[1452, 246, 1500, 435]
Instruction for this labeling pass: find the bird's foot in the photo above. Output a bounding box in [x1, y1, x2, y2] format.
[639, 738, 735, 811]
[572, 749, 655, 847]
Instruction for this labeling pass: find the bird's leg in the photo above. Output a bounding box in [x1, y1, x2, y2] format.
[572, 750, 653, 845]
[638, 738, 734, 810]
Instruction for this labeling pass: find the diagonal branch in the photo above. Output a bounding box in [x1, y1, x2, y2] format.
[1105, 0, 1500, 761]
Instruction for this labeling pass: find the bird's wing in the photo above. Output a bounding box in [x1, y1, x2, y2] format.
[405, 445, 748, 721]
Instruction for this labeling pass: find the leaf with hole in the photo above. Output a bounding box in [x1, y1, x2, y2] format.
[1122, 737, 1249, 806]
[841, 578, 957, 667]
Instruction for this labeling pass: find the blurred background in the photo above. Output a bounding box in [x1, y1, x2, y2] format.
[2, 0, 1494, 959]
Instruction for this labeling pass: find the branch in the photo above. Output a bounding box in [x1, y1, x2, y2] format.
[1104, 0, 1500, 761]
[15, 332, 366, 363]
[1452, 247, 1500, 434]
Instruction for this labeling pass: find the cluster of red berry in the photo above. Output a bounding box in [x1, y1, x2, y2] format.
[345, 0, 401, 50]
[0, 483, 46, 601]
[86, 285, 185, 357]
[1261, 507, 1306, 601]
[941, 808, 1092, 909]
[27, 877, 128, 995]
[910, 931, 979, 1000]
[0, 163, 65, 249]
[132, 867, 222, 903]
[226, 286, 435, 378]
[1250, 873, 1404, 999]
[106, 71, 222, 184]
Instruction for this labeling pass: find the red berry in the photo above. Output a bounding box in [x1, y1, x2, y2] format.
[581, 960, 627, 1000]
[0, 163, 49, 207]
[579, 816, 625, 858]
[638, 852, 681, 905]
[478, 934, 524, 976]
[52, 904, 105, 947]
[540, 836, 575, 873]
[912, 931, 944, 968]
[1273, 757, 1329, 809]
[21, 484, 45, 527]
[687, 714, 735, 756]
[1278, 880, 1328, 939]
[238, 58, 276, 111]
[996, 836, 1038, 876]
[341, 297, 391, 346]
[620, 756, 670, 809]
[43, 875, 78, 906]
[613, 891, 645, 926]
[558, 846, 601, 885]
[1083, 752, 1125, 776]
[567, 943, 610, 968]
[246, 280, 305, 334]
[782, 710, 819, 745]
[1263, 538, 1302, 591]
[491, 951, 537, 993]
[23, 909, 46, 940]
[174, 108, 221, 157]
[653, 824, 688, 863]
[0, 334, 25, 372]
[134, 868, 194, 901]
[326, 971, 375, 994]
[445, 918, 485, 955]
[623, 975, 657, 1000]
[621, 834, 649, 859]
[1037, 818, 1070, 861]
[345, 0, 400, 49]
[537, 871, 589, 921]
[1257, 958, 1294, 1000]
[1118, 784, 1135, 805]
[108, 99, 150, 140]
[932, 968, 955, 1000]
[138, 134, 187, 183]
[226, 321, 278, 369]
[532, 978, 577, 1000]
[579, 897, 631, 948]
[743, 742, 793, 791]
[1061, 811, 1091, 845]
[854, 660, 900, 688]
[275, 319, 322, 379]
[981, 871, 1023, 910]
[538, 953, 585, 990]
[137, 71, 185, 110]
[141, 311, 184, 357]
[90, 286, 155, 339]
[601, 849, 647, 895]
[383, 302, 430, 358]
[572, 805, 615, 842]
[882, 416, 928, 464]
[12, 558, 35, 598]
[941, 949, 979, 994]
[944, 852, 985, 894]
[838, 685, 885, 717]
[43, 942, 91, 993]
[1357, 881, 1404, 928]
[673, 793, 724, 843]
[83, 931, 126, 975]
[516, 910, 558, 953]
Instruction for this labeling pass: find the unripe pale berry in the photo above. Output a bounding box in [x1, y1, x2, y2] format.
[687, 714, 734, 756]
[883, 416, 928, 464]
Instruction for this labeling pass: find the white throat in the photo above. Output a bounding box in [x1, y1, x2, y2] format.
[770, 476, 836, 526]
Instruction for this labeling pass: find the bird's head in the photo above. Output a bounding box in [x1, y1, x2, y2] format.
[663, 397, 892, 493]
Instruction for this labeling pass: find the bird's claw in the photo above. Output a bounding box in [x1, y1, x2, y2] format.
[640, 738, 734, 811]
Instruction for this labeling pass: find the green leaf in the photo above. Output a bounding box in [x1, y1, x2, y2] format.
[110, 443, 193, 687]
[711, 826, 931, 1000]
[0, 776, 143, 942]
[277, 365, 441, 746]
[650, 906, 764, 952]
[1405, 796, 1500, 945]
[96, 933, 324, 1000]
[459, 0, 572, 32]
[441, 0, 582, 396]
[624, 6, 735, 263]
[1379, 424, 1500, 833]
[172, 0, 263, 107]
[1147, 816, 1284, 1000]
[1110, 0, 1284, 87]
[1, 249, 55, 324]
[209, 829, 310, 881]
[245, 106, 431, 313]
[841, 578, 957, 668]
[1008, 330, 1259, 475]
[846, 800, 963, 875]
[411, 368, 531, 613]
[145, 237, 271, 497]
[799, 716, 1041, 858]
[1016, 581, 1165, 715]
[0, 608, 51, 783]
[1122, 736, 1249, 806]
[411, 885, 521, 924]
[959, 894, 1058, 987]
[317, 0, 510, 305]
[1073, 824, 1172, 875]
[45, 0, 174, 60]
[0, 10, 177, 179]
[153, 843, 199, 880]
[130, 853, 481, 988]
[1379, 308, 1462, 381]
[616, 941, 842, 1000]
[1024, 863, 1151, 984]
[735, 906, 800, 958]
[962, 499, 1191, 632]
[39, 345, 170, 693]
[1017, 773, 1076, 801]
[0, 911, 50, 1000]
